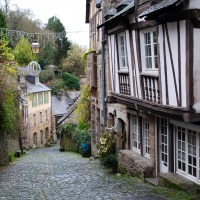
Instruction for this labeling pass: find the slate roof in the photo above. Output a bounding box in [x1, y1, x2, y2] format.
[52, 95, 72, 116]
[57, 96, 81, 124]
[98, 1, 135, 28]
[138, 0, 184, 18]
[26, 80, 51, 93]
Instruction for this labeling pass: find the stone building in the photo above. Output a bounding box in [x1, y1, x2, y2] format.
[18, 64, 51, 148]
[86, 0, 200, 188]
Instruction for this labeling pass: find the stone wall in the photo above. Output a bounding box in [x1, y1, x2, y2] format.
[118, 150, 154, 180]
[0, 134, 20, 166]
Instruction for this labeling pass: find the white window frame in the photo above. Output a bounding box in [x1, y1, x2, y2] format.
[143, 119, 150, 158]
[130, 114, 140, 152]
[117, 32, 128, 71]
[140, 28, 158, 72]
[176, 126, 200, 183]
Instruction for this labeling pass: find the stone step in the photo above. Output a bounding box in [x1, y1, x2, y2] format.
[145, 177, 159, 186]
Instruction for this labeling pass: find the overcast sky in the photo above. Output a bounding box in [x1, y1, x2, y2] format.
[10, 0, 89, 47]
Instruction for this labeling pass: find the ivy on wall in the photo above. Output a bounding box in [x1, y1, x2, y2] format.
[75, 84, 91, 130]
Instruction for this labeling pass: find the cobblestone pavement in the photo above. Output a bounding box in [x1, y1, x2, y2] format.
[0, 145, 195, 200]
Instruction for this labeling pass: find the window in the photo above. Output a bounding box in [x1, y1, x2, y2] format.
[130, 114, 140, 151]
[40, 112, 42, 123]
[38, 93, 43, 105]
[33, 114, 36, 127]
[177, 127, 200, 181]
[118, 33, 128, 70]
[143, 30, 158, 70]
[33, 132, 37, 146]
[46, 110, 48, 121]
[40, 130, 43, 145]
[32, 94, 37, 107]
[144, 120, 150, 157]
[44, 92, 49, 104]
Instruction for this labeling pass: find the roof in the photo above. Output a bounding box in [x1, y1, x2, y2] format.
[26, 80, 51, 93]
[52, 95, 73, 116]
[98, 1, 135, 28]
[138, 0, 184, 18]
[57, 96, 81, 124]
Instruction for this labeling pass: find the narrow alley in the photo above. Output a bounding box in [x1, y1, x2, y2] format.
[0, 145, 195, 200]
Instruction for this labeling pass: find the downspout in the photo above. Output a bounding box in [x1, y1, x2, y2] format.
[101, 1, 107, 131]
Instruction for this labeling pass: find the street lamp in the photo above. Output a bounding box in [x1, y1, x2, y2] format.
[31, 40, 40, 54]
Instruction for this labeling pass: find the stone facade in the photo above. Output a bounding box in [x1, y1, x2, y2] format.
[118, 150, 154, 180]
[29, 107, 51, 148]
[0, 134, 20, 166]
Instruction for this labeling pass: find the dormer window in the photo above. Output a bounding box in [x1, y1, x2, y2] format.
[118, 33, 128, 70]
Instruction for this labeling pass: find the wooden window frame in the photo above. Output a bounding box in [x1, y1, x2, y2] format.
[117, 32, 128, 71]
[141, 28, 158, 72]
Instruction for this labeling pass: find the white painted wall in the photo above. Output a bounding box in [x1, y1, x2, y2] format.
[125, 30, 134, 96]
[109, 34, 120, 93]
[159, 21, 186, 107]
[132, 30, 142, 98]
[187, 0, 200, 9]
[193, 28, 200, 112]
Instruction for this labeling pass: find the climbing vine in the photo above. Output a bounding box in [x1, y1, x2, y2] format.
[75, 84, 91, 130]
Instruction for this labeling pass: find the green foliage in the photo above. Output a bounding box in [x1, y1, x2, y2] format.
[8, 152, 16, 163]
[0, 9, 7, 28]
[49, 78, 66, 95]
[97, 131, 118, 172]
[62, 43, 86, 76]
[46, 16, 71, 66]
[38, 42, 56, 69]
[39, 69, 55, 83]
[12, 37, 37, 66]
[62, 72, 80, 90]
[97, 131, 116, 157]
[58, 123, 91, 157]
[75, 84, 91, 130]
[0, 39, 19, 134]
[82, 48, 93, 72]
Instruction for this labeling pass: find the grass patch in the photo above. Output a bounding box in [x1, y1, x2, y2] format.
[8, 152, 16, 163]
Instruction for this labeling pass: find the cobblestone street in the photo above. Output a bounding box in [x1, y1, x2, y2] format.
[0, 145, 195, 200]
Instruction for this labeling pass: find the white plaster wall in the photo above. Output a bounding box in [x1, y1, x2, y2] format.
[180, 21, 187, 107]
[188, 0, 200, 9]
[193, 28, 200, 112]
[125, 30, 134, 96]
[159, 21, 186, 107]
[165, 22, 179, 106]
[158, 24, 167, 105]
[132, 30, 142, 98]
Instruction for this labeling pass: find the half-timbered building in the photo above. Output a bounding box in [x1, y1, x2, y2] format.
[97, 0, 200, 185]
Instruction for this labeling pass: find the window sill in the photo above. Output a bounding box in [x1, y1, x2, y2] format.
[118, 70, 129, 74]
[140, 70, 159, 77]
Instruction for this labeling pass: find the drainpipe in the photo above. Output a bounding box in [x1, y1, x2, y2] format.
[101, 1, 107, 131]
